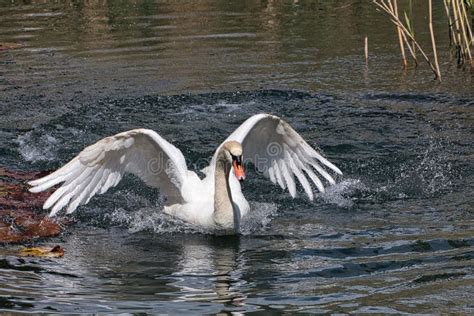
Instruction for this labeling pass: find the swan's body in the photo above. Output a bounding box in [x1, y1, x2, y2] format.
[29, 113, 342, 233]
[162, 140, 250, 232]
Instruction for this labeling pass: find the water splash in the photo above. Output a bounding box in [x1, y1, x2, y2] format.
[415, 140, 453, 195]
[329, 138, 457, 206]
[321, 179, 367, 208]
[107, 207, 207, 234]
[240, 202, 277, 235]
[102, 201, 277, 235]
[16, 130, 59, 162]
[319, 138, 454, 207]
[390, 138, 454, 198]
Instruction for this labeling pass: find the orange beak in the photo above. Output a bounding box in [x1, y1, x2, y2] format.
[233, 160, 245, 181]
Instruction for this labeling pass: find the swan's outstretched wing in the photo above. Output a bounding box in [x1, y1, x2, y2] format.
[222, 113, 342, 200]
[29, 129, 188, 216]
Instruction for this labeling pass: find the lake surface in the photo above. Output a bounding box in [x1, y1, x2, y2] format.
[1, 0, 473, 314]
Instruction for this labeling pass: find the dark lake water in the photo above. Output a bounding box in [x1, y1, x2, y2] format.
[1, 0, 473, 314]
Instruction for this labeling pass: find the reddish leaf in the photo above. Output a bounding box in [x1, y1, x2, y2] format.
[0, 167, 71, 244]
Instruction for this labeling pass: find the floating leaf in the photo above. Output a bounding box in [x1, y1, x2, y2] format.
[0, 167, 71, 244]
[19, 245, 64, 258]
[0, 210, 66, 243]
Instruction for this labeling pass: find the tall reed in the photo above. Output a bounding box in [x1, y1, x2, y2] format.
[373, 0, 441, 80]
[444, 0, 473, 67]
[373, 0, 474, 80]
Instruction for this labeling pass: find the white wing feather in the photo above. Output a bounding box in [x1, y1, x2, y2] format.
[29, 128, 189, 216]
[220, 113, 342, 200]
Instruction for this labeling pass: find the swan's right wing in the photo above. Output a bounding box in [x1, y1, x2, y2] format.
[220, 113, 342, 200]
[29, 129, 188, 216]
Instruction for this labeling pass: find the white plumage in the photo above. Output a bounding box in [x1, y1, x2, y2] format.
[29, 113, 342, 233]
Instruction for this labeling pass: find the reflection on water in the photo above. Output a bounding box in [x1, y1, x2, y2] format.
[171, 237, 245, 306]
[0, 0, 472, 106]
[0, 0, 473, 314]
[0, 229, 250, 313]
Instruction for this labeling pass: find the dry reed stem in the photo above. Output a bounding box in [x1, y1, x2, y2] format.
[373, 0, 441, 79]
[445, 0, 473, 67]
[454, 0, 467, 58]
[456, 0, 472, 63]
[365, 36, 369, 64]
[392, 0, 408, 68]
[429, 0, 441, 80]
[459, 0, 473, 40]
[452, 0, 472, 64]
[401, 30, 418, 66]
[451, 0, 464, 62]
[444, 0, 457, 46]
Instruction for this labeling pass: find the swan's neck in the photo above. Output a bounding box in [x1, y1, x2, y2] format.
[213, 150, 235, 229]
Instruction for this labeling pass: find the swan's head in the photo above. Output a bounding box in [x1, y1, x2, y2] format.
[223, 141, 245, 182]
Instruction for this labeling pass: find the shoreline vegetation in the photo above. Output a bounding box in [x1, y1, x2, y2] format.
[372, 0, 473, 81]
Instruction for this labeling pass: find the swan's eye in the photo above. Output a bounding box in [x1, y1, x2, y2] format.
[232, 155, 242, 166]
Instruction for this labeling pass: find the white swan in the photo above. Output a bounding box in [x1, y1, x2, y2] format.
[29, 113, 342, 233]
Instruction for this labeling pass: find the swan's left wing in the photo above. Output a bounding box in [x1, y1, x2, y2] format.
[28, 129, 189, 216]
[222, 113, 342, 200]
